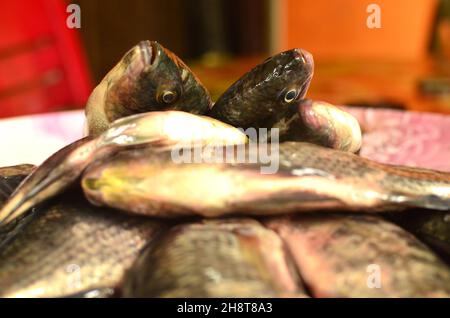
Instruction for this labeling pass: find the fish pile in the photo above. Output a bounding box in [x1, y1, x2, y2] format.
[0, 41, 449, 298]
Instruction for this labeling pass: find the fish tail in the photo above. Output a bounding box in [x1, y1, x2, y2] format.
[0, 192, 33, 226]
[404, 194, 450, 211]
[379, 164, 450, 211]
[0, 138, 97, 226]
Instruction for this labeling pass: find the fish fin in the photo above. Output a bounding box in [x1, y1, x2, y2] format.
[0, 179, 14, 202]
[0, 207, 37, 250]
[0, 138, 96, 226]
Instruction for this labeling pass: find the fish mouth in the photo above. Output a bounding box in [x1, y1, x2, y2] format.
[294, 48, 314, 69]
[298, 77, 312, 99]
[121, 41, 159, 80]
[138, 41, 159, 67]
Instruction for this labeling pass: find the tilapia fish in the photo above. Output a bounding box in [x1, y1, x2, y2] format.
[208, 48, 314, 130]
[0, 191, 164, 298]
[121, 219, 306, 297]
[86, 40, 211, 136]
[267, 214, 450, 297]
[0, 111, 246, 226]
[207, 49, 361, 152]
[0, 165, 35, 207]
[82, 142, 450, 218]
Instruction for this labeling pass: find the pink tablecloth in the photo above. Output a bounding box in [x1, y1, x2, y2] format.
[343, 107, 450, 172]
[0, 108, 449, 171]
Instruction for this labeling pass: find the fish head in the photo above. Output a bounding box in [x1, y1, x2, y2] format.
[209, 48, 314, 128]
[86, 41, 212, 136]
[103, 41, 184, 118]
[161, 48, 212, 114]
[260, 48, 314, 104]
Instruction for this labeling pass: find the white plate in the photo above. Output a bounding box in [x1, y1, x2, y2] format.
[0, 110, 85, 166]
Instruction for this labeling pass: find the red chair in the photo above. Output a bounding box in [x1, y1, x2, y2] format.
[0, 0, 92, 118]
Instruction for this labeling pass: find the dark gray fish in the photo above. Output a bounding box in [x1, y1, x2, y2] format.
[267, 214, 450, 297]
[0, 191, 164, 298]
[82, 142, 450, 218]
[208, 48, 314, 130]
[86, 40, 211, 136]
[121, 219, 307, 297]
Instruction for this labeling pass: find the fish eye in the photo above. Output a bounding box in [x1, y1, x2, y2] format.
[284, 89, 298, 103]
[161, 91, 177, 104]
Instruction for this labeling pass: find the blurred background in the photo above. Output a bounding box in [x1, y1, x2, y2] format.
[0, 0, 449, 118]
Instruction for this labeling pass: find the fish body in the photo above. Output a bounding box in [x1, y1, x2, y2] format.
[86, 41, 211, 136]
[121, 219, 306, 297]
[0, 191, 164, 298]
[267, 214, 450, 297]
[82, 142, 450, 218]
